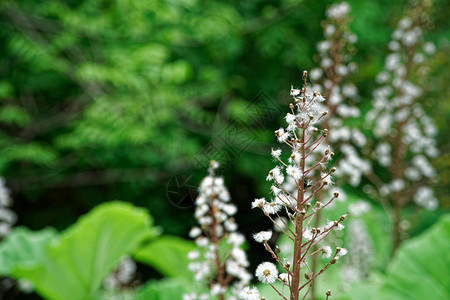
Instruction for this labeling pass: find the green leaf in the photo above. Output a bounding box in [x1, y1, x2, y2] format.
[0, 106, 31, 127]
[379, 214, 450, 299]
[0, 143, 58, 168]
[0, 81, 13, 100]
[133, 235, 196, 279]
[134, 278, 188, 300]
[0, 227, 58, 276]
[12, 201, 157, 300]
[340, 215, 450, 300]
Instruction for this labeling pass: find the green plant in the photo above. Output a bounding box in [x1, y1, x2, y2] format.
[0, 201, 157, 300]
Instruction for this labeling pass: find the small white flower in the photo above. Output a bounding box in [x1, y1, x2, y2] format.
[253, 230, 273, 243]
[224, 219, 238, 232]
[285, 113, 297, 124]
[318, 40, 331, 52]
[321, 57, 333, 68]
[348, 200, 371, 216]
[336, 64, 348, 76]
[198, 293, 209, 300]
[183, 293, 197, 300]
[228, 232, 245, 246]
[398, 16, 412, 29]
[223, 204, 238, 216]
[263, 202, 282, 215]
[303, 228, 313, 241]
[276, 128, 290, 143]
[270, 186, 282, 196]
[323, 174, 334, 186]
[325, 24, 335, 37]
[286, 165, 302, 180]
[310, 68, 322, 80]
[376, 71, 390, 83]
[195, 237, 209, 248]
[279, 273, 291, 285]
[187, 250, 200, 260]
[211, 284, 226, 296]
[255, 262, 278, 284]
[322, 245, 332, 258]
[198, 216, 212, 226]
[226, 260, 241, 276]
[423, 42, 436, 54]
[251, 198, 266, 209]
[315, 94, 326, 102]
[325, 220, 344, 231]
[210, 160, 220, 170]
[189, 227, 202, 238]
[290, 86, 301, 96]
[266, 166, 285, 183]
[239, 286, 260, 300]
[231, 248, 249, 267]
[271, 148, 282, 159]
[338, 247, 348, 257]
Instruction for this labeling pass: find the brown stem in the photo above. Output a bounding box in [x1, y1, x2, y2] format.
[209, 178, 226, 300]
[291, 75, 307, 300]
[392, 199, 402, 256]
[309, 191, 323, 300]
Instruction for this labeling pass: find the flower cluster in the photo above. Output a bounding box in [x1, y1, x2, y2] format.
[186, 161, 250, 300]
[340, 202, 373, 290]
[247, 72, 347, 300]
[0, 177, 16, 239]
[309, 1, 370, 187]
[103, 256, 137, 292]
[364, 3, 438, 252]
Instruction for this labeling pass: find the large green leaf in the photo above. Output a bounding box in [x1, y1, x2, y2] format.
[133, 235, 196, 279]
[379, 214, 450, 299]
[134, 278, 187, 300]
[11, 201, 157, 300]
[0, 227, 58, 275]
[338, 214, 450, 300]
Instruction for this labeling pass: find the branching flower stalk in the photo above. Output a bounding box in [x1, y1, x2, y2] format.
[247, 72, 347, 300]
[295, 4, 364, 298]
[309, 2, 370, 187]
[365, 2, 438, 254]
[186, 161, 250, 300]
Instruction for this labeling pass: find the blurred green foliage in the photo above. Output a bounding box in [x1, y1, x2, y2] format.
[0, 202, 158, 300]
[0, 0, 449, 299]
